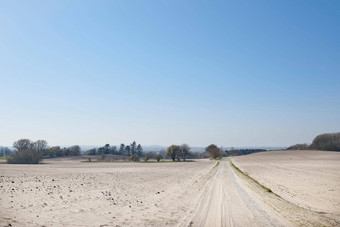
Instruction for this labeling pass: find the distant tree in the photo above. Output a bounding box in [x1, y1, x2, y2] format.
[69, 145, 81, 156]
[287, 144, 309, 150]
[166, 145, 180, 161]
[7, 149, 43, 164]
[0, 147, 11, 157]
[62, 147, 69, 156]
[129, 154, 139, 162]
[125, 145, 131, 156]
[131, 141, 137, 155]
[180, 144, 191, 161]
[110, 146, 117, 155]
[50, 146, 62, 157]
[33, 140, 48, 152]
[136, 144, 143, 158]
[86, 148, 96, 155]
[4, 147, 11, 157]
[187, 151, 202, 159]
[119, 144, 125, 155]
[310, 132, 340, 151]
[143, 152, 153, 162]
[104, 144, 110, 154]
[227, 148, 266, 156]
[98, 144, 110, 155]
[225, 149, 230, 156]
[9, 139, 43, 164]
[155, 154, 163, 162]
[13, 139, 33, 151]
[159, 149, 166, 157]
[97, 147, 104, 154]
[206, 144, 220, 159]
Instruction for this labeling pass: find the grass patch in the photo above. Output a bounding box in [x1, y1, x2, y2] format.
[213, 161, 220, 168]
[0, 157, 8, 160]
[229, 160, 279, 196]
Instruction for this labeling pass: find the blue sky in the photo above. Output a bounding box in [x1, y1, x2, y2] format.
[1, 0, 339, 147]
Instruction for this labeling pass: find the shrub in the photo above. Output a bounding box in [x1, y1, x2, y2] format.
[154, 154, 163, 162]
[7, 149, 43, 164]
[143, 153, 152, 162]
[86, 148, 96, 155]
[129, 154, 140, 162]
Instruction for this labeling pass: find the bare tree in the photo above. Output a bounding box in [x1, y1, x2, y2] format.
[180, 144, 191, 161]
[13, 139, 33, 151]
[9, 139, 43, 164]
[69, 145, 81, 156]
[50, 146, 61, 157]
[33, 140, 48, 152]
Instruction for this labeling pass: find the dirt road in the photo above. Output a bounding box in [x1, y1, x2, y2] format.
[190, 158, 337, 227]
[190, 159, 287, 226]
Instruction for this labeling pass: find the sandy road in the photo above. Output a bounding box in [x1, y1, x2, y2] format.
[190, 158, 288, 227]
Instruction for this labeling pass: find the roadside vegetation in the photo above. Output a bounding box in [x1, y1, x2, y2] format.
[230, 160, 278, 196]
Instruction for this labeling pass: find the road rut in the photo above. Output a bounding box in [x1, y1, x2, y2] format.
[190, 159, 288, 227]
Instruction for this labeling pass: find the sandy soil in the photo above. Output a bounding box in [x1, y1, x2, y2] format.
[231, 150, 340, 225]
[0, 159, 216, 227]
[1, 150, 339, 226]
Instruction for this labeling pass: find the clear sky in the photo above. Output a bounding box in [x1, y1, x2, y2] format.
[1, 0, 339, 147]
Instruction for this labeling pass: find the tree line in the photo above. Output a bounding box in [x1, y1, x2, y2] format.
[86, 141, 143, 157]
[225, 148, 266, 156]
[0, 147, 11, 157]
[165, 144, 225, 161]
[5, 139, 81, 164]
[287, 132, 340, 151]
[3, 138, 248, 164]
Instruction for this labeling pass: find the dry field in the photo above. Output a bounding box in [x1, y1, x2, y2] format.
[1, 150, 339, 226]
[0, 159, 216, 226]
[231, 150, 340, 225]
